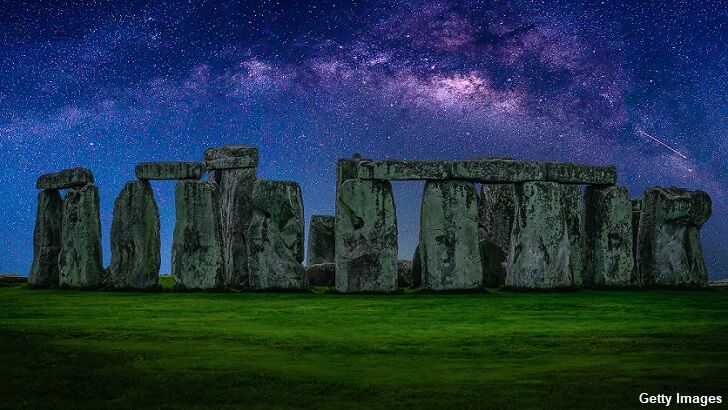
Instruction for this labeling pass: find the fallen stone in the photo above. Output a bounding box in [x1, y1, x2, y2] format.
[397, 260, 413, 288]
[171, 180, 224, 289]
[135, 162, 205, 180]
[209, 168, 257, 288]
[420, 180, 482, 291]
[307, 215, 335, 265]
[450, 159, 545, 183]
[584, 185, 633, 287]
[204, 145, 259, 170]
[544, 162, 617, 185]
[411, 245, 422, 288]
[28, 190, 62, 287]
[357, 160, 451, 180]
[478, 184, 516, 287]
[306, 263, 336, 286]
[335, 179, 398, 293]
[247, 180, 307, 289]
[36, 168, 94, 190]
[58, 184, 104, 288]
[108, 180, 161, 289]
[636, 187, 711, 287]
[506, 182, 581, 289]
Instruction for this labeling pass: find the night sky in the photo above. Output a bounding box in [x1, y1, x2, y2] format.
[1, 1, 726, 278]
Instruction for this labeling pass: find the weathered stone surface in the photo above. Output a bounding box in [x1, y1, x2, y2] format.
[636, 187, 711, 287]
[411, 245, 422, 288]
[336, 155, 367, 199]
[335, 179, 398, 293]
[397, 260, 413, 288]
[247, 180, 307, 289]
[506, 182, 582, 289]
[135, 162, 205, 180]
[631, 198, 642, 276]
[478, 184, 515, 287]
[357, 160, 451, 180]
[584, 186, 633, 287]
[561, 184, 585, 286]
[204, 145, 259, 170]
[171, 180, 224, 289]
[28, 190, 62, 287]
[307, 215, 335, 265]
[420, 180, 482, 291]
[58, 184, 104, 288]
[544, 162, 617, 185]
[209, 168, 257, 288]
[451, 159, 545, 183]
[36, 168, 93, 190]
[108, 180, 161, 289]
[306, 263, 336, 286]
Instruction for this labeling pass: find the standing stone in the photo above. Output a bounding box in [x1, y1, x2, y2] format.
[58, 184, 104, 288]
[561, 184, 585, 286]
[108, 180, 161, 289]
[397, 260, 413, 288]
[631, 198, 642, 281]
[172, 180, 224, 289]
[306, 263, 336, 286]
[478, 184, 516, 287]
[506, 182, 581, 289]
[636, 187, 711, 287]
[584, 186, 633, 287]
[411, 245, 422, 288]
[28, 190, 62, 287]
[335, 179, 398, 293]
[307, 215, 335, 265]
[209, 168, 257, 288]
[419, 180, 482, 291]
[247, 180, 307, 289]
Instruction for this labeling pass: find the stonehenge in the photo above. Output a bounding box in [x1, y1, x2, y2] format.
[206, 146, 259, 289]
[247, 180, 307, 290]
[584, 186, 633, 287]
[335, 179, 398, 293]
[478, 184, 515, 287]
[28, 190, 62, 287]
[172, 180, 224, 289]
[29, 150, 715, 292]
[36, 167, 94, 190]
[135, 162, 205, 180]
[505, 182, 579, 289]
[108, 180, 161, 289]
[636, 188, 711, 287]
[307, 215, 335, 265]
[59, 183, 104, 288]
[419, 180, 482, 291]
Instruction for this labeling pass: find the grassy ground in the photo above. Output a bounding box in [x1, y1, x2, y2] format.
[1, 281, 727, 409]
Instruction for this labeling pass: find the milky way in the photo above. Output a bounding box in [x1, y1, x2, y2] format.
[0, 0, 726, 278]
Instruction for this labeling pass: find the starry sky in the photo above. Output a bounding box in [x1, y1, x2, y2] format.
[1, 0, 726, 278]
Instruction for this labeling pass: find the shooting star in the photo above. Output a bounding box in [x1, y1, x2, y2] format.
[636, 127, 688, 159]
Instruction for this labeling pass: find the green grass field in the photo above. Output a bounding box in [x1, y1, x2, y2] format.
[1, 279, 727, 409]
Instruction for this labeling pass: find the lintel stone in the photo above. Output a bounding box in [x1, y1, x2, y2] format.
[204, 145, 259, 170]
[36, 168, 94, 190]
[135, 162, 205, 180]
[544, 162, 617, 185]
[357, 160, 451, 180]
